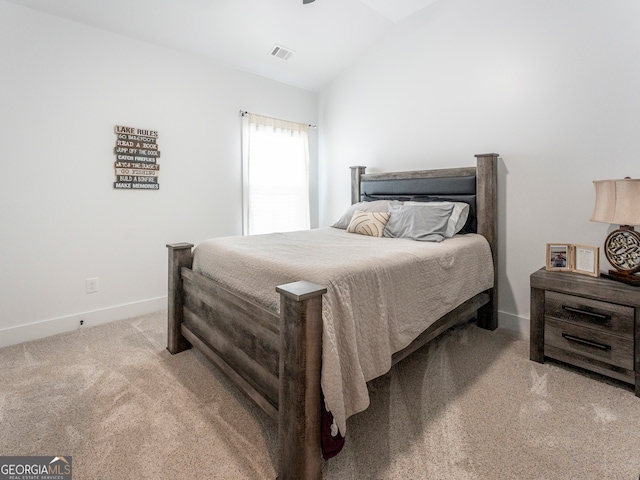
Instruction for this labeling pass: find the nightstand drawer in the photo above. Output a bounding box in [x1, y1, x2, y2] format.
[545, 291, 634, 337]
[544, 318, 634, 370]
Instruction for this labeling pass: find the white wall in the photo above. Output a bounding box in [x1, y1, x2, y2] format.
[0, 1, 317, 346]
[318, 0, 640, 336]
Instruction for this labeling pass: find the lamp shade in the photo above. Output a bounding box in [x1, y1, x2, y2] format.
[591, 178, 640, 226]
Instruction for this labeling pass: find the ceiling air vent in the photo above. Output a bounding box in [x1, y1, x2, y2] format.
[269, 44, 294, 61]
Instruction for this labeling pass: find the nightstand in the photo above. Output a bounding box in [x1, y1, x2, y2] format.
[530, 267, 640, 396]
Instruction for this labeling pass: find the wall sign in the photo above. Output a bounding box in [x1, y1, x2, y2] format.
[113, 125, 160, 190]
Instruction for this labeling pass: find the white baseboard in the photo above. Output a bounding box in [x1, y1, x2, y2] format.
[0, 297, 167, 348]
[497, 310, 529, 340]
[1, 300, 528, 348]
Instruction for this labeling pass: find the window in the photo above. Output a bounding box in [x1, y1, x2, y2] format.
[242, 113, 310, 235]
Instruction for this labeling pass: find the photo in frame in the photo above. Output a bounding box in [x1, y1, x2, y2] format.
[546, 244, 570, 271]
[546, 243, 599, 277]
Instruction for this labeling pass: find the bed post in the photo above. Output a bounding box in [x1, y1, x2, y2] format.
[350, 166, 366, 204]
[167, 243, 194, 354]
[275, 281, 327, 480]
[475, 153, 499, 330]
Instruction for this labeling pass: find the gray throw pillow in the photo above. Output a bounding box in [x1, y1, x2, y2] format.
[383, 203, 455, 242]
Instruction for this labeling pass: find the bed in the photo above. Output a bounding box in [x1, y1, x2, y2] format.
[166, 152, 498, 479]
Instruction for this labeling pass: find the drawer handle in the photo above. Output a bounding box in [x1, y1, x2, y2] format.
[561, 333, 611, 351]
[561, 305, 610, 320]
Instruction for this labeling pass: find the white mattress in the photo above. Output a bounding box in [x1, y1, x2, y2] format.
[192, 227, 494, 434]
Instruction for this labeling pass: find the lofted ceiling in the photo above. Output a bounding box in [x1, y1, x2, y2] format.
[6, 0, 441, 91]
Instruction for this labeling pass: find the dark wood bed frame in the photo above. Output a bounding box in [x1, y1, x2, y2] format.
[166, 153, 498, 479]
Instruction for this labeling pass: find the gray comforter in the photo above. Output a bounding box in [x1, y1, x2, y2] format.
[192, 227, 494, 435]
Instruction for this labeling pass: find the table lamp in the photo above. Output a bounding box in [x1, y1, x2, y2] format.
[591, 177, 640, 286]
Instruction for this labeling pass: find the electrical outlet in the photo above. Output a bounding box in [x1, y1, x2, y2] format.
[86, 278, 99, 294]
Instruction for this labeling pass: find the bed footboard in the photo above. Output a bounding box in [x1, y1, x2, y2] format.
[167, 243, 193, 354]
[277, 281, 326, 480]
[167, 243, 326, 480]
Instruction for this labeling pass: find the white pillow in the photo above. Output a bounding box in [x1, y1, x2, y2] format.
[405, 201, 469, 237]
[332, 200, 403, 230]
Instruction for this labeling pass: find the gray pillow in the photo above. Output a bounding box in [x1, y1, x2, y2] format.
[383, 203, 455, 242]
[332, 200, 403, 230]
[405, 201, 469, 237]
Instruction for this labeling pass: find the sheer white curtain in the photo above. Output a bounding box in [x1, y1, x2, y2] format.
[242, 113, 310, 235]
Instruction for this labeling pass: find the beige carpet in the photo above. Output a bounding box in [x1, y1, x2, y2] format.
[1, 311, 640, 479]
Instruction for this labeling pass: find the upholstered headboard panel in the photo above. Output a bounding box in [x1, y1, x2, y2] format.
[359, 174, 478, 233]
[360, 174, 476, 198]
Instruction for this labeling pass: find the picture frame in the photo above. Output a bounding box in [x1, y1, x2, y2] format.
[546, 243, 599, 277]
[546, 244, 570, 271]
[572, 244, 599, 277]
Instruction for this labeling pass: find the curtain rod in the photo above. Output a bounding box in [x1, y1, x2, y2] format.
[239, 110, 316, 129]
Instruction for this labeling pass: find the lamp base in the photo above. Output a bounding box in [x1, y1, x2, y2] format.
[601, 269, 640, 286]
